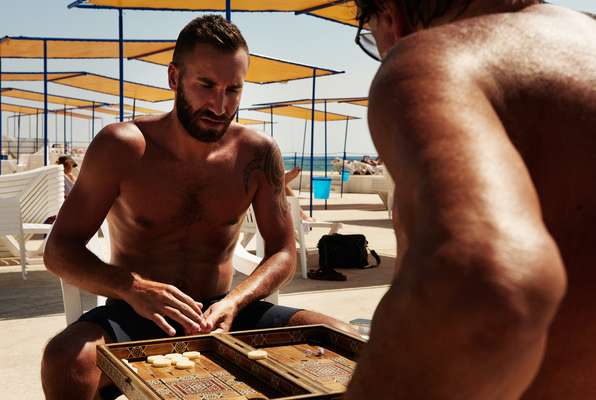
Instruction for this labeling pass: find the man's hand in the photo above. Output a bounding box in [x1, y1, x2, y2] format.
[122, 273, 211, 336]
[203, 298, 239, 333]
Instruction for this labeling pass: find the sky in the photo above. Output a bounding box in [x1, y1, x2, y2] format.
[0, 0, 594, 158]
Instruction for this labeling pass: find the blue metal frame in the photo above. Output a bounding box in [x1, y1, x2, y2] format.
[324, 99, 328, 209]
[340, 117, 349, 197]
[43, 39, 48, 166]
[309, 68, 317, 216]
[0, 55, 2, 175]
[119, 9, 124, 122]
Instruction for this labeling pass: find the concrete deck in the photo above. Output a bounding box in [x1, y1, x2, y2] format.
[0, 193, 396, 399]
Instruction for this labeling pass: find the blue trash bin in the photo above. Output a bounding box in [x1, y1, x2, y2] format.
[312, 176, 332, 199]
[342, 170, 351, 182]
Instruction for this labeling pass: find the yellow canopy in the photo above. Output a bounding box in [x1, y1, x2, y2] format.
[52, 109, 96, 120]
[1, 88, 98, 108]
[133, 50, 341, 84]
[96, 104, 162, 115]
[69, 0, 361, 27]
[238, 118, 272, 125]
[51, 72, 174, 102]
[0, 36, 176, 59]
[254, 96, 367, 107]
[0, 72, 82, 81]
[340, 98, 368, 107]
[70, 0, 339, 12]
[305, 1, 359, 27]
[250, 105, 357, 121]
[1, 103, 40, 115]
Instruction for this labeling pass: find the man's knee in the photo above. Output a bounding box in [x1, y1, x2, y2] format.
[288, 310, 356, 334]
[42, 322, 108, 396]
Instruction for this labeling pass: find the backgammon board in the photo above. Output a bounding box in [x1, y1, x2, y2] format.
[97, 325, 365, 400]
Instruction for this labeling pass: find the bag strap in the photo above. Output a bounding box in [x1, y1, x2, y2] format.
[359, 249, 381, 269]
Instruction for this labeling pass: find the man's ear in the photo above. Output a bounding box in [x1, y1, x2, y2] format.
[168, 63, 179, 91]
[379, 1, 404, 41]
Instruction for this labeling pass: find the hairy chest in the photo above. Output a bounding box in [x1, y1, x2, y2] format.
[115, 156, 256, 231]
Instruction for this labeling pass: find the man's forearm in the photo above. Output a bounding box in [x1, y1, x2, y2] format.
[225, 250, 294, 309]
[44, 237, 133, 300]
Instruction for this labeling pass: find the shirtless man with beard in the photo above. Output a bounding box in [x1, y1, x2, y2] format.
[344, 1, 596, 399]
[41, 15, 349, 400]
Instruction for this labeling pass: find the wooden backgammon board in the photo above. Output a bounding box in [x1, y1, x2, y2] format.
[97, 325, 365, 400]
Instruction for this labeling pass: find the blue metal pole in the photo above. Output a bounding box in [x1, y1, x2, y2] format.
[63, 104, 67, 152]
[91, 102, 95, 139]
[226, 0, 231, 21]
[340, 118, 349, 197]
[298, 119, 307, 195]
[35, 110, 39, 152]
[0, 55, 3, 175]
[16, 113, 21, 163]
[70, 112, 73, 149]
[270, 105, 273, 137]
[43, 40, 48, 166]
[119, 9, 124, 122]
[132, 98, 136, 120]
[324, 100, 328, 210]
[309, 68, 317, 217]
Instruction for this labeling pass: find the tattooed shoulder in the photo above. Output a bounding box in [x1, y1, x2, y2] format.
[243, 144, 284, 195]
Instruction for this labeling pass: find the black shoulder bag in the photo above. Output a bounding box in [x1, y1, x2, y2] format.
[318, 233, 381, 270]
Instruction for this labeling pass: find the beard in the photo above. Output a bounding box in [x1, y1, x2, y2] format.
[175, 82, 234, 143]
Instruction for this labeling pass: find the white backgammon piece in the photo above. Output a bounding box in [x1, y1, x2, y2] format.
[174, 359, 195, 369]
[247, 350, 268, 360]
[151, 358, 172, 368]
[165, 353, 183, 360]
[172, 356, 190, 366]
[182, 351, 201, 359]
[147, 355, 165, 364]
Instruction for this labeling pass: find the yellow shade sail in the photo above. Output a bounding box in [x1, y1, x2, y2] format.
[237, 118, 272, 125]
[305, 1, 359, 27]
[251, 105, 357, 121]
[52, 109, 96, 120]
[340, 98, 368, 107]
[1, 88, 98, 108]
[96, 104, 162, 115]
[69, 0, 338, 12]
[51, 72, 174, 102]
[0, 72, 83, 81]
[1, 103, 40, 115]
[254, 96, 368, 107]
[0, 36, 176, 59]
[133, 50, 342, 84]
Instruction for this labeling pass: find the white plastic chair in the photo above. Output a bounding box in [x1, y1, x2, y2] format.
[0, 165, 64, 278]
[240, 198, 342, 279]
[286, 196, 342, 278]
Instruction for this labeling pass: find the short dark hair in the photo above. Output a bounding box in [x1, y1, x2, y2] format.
[355, 0, 473, 28]
[172, 14, 248, 66]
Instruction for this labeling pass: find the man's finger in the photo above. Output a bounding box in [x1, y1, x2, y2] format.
[163, 306, 201, 335]
[168, 286, 204, 315]
[163, 293, 204, 325]
[151, 313, 176, 336]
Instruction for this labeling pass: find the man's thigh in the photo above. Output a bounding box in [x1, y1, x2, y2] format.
[77, 299, 174, 342]
[231, 301, 302, 331]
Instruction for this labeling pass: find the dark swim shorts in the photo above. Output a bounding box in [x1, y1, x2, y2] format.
[77, 294, 302, 343]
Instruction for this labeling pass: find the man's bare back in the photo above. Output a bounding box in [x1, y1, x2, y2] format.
[347, 1, 596, 398]
[105, 115, 278, 300]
